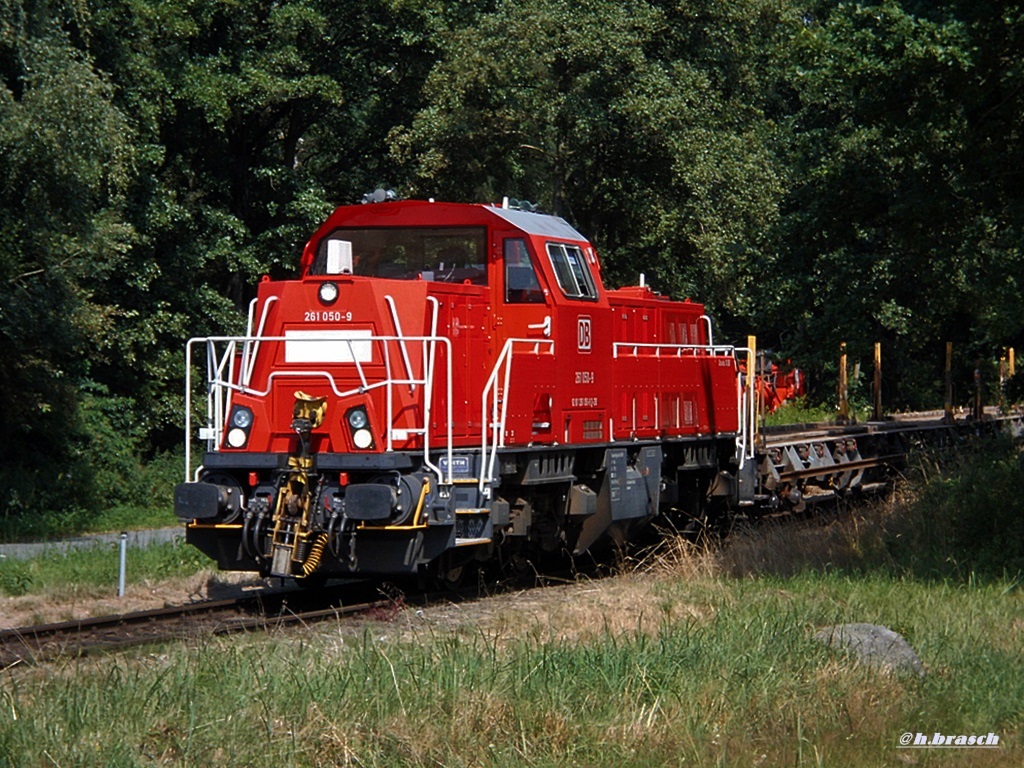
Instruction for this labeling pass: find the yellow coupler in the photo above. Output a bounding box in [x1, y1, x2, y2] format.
[269, 392, 329, 577]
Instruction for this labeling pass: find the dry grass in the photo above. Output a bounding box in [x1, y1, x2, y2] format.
[717, 510, 891, 579]
[477, 575, 716, 644]
[0, 569, 264, 628]
[629, 486, 924, 584]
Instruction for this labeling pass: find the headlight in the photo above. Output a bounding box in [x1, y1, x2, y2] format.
[226, 406, 253, 448]
[231, 407, 253, 429]
[345, 406, 374, 449]
[318, 282, 339, 304]
[227, 428, 248, 448]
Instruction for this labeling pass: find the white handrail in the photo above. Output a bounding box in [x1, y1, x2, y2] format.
[609, 340, 753, 469]
[242, 296, 279, 387]
[612, 341, 735, 358]
[527, 315, 552, 337]
[479, 338, 555, 495]
[732, 347, 756, 469]
[384, 294, 417, 391]
[700, 314, 715, 347]
[420, 297, 451, 484]
[183, 331, 453, 486]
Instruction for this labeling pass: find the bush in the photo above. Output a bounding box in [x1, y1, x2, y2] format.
[0, 385, 184, 540]
[0, 562, 34, 596]
[890, 436, 1024, 580]
[763, 396, 835, 426]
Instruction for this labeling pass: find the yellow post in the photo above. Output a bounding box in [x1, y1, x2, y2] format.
[873, 342, 882, 421]
[837, 342, 850, 424]
[747, 335, 759, 449]
[1011, 348, 1018, 410]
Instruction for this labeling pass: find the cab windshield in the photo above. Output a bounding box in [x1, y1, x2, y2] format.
[310, 226, 488, 285]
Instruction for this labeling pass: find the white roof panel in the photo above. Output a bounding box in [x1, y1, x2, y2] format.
[485, 206, 588, 241]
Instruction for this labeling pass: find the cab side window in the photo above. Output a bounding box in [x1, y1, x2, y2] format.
[504, 239, 545, 303]
[547, 242, 597, 299]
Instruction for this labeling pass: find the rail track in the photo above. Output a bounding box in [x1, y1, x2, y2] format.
[0, 583, 400, 668]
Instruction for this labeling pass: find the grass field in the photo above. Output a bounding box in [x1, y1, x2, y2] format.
[2, 539, 1020, 766]
[1, 441, 1022, 766]
[0, 538, 207, 599]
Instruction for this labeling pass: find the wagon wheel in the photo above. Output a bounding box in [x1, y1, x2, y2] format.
[678, 511, 709, 541]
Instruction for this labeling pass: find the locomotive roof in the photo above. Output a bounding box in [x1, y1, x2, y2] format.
[483, 205, 587, 241]
[309, 200, 587, 240]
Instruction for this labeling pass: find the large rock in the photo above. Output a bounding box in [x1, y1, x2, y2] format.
[813, 623, 925, 677]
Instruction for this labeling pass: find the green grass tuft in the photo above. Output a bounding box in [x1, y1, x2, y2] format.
[0, 538, 207, 598]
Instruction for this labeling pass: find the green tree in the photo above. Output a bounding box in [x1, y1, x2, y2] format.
[1, 24, 136, 511]
[80, 0, 442, 441]
[759, 1, 983, 405]
[945, 1, 1024, 360]
[392, 0, 793, 331]
[2, 0, 444, 519]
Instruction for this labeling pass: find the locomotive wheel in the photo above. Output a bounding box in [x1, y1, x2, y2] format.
[427, 552, 477, 591]
[441, 564, 466, 588]
[493, 547, 538, 587]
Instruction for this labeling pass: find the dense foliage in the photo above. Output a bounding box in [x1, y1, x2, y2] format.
[1, 0, 1022, 517]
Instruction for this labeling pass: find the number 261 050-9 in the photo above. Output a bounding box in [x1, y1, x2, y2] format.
[304, 310, 351, 322]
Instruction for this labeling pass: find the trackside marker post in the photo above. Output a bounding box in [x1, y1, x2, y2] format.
[873, 342, 882, 421]
[748, 335, 759, 448]
[118, 532, 128, 597]
[837, 342, 850, 425]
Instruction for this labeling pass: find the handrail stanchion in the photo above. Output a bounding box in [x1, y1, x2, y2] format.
[837, 342, 850, 425]
[184, 339, 194, 480]
[480, 339, 555, 496]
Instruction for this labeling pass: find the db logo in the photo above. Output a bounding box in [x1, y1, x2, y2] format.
[577, 316, 592, 352]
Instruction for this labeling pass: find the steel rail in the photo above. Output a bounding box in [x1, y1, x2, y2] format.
[0, 589, 393, 668]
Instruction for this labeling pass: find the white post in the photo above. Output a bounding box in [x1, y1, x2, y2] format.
[118, 532, 128, 597]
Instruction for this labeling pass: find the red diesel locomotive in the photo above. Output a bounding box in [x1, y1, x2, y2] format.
[174, 197, 757, 581]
